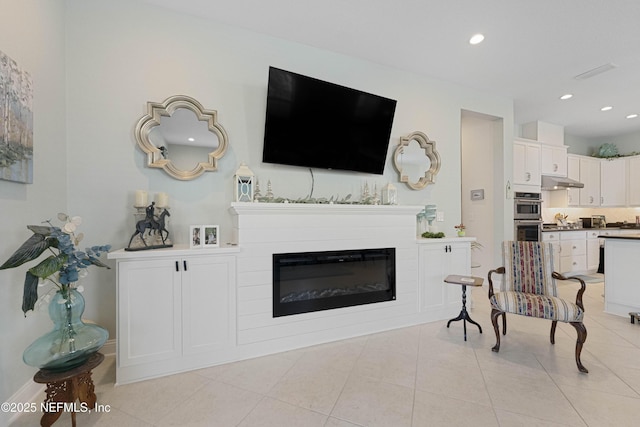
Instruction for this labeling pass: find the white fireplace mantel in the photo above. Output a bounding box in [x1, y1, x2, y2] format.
[229, 202, 424, 216]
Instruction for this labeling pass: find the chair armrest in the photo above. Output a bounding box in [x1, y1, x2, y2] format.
[552, 272, 587, 311]
[487, 267, 505, 298]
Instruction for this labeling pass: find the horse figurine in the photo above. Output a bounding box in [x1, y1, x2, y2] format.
[128, 208, 171, 249]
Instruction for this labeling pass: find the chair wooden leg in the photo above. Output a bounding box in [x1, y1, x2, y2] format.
[570, 322, 588, 373]
[491, 309, 503, 352]
[502, 312, 507, 335]
[550, 320, 557, 344]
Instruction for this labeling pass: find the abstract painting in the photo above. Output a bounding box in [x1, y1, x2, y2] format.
[0, 49, 33, 183]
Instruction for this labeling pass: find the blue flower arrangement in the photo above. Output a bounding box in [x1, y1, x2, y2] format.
[0, 213, 111, 315]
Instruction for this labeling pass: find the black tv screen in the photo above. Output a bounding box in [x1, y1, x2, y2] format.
[262, 67, 397, 175]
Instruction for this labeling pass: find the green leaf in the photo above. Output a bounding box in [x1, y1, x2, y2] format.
[22, 272, 39, 315]
[28, 255, 66, 279]
[0, 233, 52, 270]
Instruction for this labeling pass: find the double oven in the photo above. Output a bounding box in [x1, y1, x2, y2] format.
[514, 192, 542, 241]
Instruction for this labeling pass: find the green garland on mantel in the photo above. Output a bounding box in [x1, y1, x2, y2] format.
[592, 143, 640, 159]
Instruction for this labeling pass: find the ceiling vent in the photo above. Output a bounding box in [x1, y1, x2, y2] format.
[574, 63, 618, 80]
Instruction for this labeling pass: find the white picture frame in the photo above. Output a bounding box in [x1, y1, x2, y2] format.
[203, 225, 219, 247]
[190, 225, 202, 248]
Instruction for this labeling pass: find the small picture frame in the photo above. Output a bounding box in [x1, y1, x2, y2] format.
[203, 225, 219, 247]
[190, 225, 202, 248]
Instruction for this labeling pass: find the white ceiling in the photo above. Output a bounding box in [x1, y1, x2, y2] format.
[140, 0, 640, 140]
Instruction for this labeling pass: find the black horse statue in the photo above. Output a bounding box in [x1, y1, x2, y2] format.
[127, 208, 171, 249]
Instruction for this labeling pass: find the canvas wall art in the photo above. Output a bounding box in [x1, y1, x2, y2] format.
[0, 49, 33, 183]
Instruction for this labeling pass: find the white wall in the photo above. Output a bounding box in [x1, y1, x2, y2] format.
[1, 0, 514, 402]
[0, 0, 67, 408]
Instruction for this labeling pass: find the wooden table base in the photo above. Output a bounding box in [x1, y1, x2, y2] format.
[33, 352, 104, 427]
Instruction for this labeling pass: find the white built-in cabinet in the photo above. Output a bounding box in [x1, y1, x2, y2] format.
[542, 232, 561, 271]
[629, 156, 640, 205]
[418, 241, 471, 312]
[540, 144, 568, 177]
[109, 247, 238, 384]
[600, 158, 626, 206]
[567, 155, 581, 206]
[579, 157, 601, 207]
[513, 139, 541, 189]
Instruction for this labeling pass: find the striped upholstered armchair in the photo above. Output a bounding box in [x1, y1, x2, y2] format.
[488, 241, 588, 373]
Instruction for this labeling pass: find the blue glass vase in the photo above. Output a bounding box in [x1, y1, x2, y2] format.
[23, 288, 108, 372]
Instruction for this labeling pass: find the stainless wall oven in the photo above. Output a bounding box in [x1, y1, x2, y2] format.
[514, 192, 542, 241]
[514, 192, 542, 220]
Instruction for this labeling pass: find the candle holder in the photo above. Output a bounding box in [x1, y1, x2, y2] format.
[125, 202, 173, 251]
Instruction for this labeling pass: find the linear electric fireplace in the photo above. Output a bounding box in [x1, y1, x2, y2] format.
[273, 248, 396, 317]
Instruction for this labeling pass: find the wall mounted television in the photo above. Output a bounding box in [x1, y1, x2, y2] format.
[262, 67, 397, 175]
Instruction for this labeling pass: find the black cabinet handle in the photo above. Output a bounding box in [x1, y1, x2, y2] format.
[175, 261, 179, 272]
[183, 260, 188, 271]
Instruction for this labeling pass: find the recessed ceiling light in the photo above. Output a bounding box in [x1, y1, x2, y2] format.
[601, 106, 613, 111]
[560, 94, 573, 100]
[627, 114, 638, 119]
[469, 34, 485, 45]
[188, 137, 195, 142]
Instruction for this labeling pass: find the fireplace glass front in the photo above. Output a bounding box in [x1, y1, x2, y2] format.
[272, 248, 396, 317]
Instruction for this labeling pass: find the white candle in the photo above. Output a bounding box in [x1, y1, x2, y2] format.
[155, 192, 169, 208]
[135, 190, 148, 207]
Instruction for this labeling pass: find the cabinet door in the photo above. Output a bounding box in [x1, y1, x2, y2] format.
[567, 155, 580, 206]
[600, 158, 626, 206]
[419, 243, 471, 311]
[628, 156, 640, 205]
[541, 145, 567, 177]
[118, 259, 182, 367]
[182, 255, 236, 356]
[579, 157, 601, 206]
[513, 142, 541, 185]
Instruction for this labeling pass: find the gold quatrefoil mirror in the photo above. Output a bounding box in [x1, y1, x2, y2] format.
[134, 95, 229, 180]
[393, 131, 441, 190]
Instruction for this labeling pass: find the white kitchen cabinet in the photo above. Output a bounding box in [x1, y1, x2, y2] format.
[542, 232, 561, 270]
[419, 241, 471, 312]
[600, 158, 627, 206]
[559, 231, 587, 275]
[513, 139, 541, 190]
[540, 144, 568, 177]
[109, 247, 238, 384]
[627, 156, 640, 206]
[579, 157, 601, 207]
[567, 155, 581, 206]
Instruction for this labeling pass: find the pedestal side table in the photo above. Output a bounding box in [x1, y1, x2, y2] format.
[444, 275, 483, 341]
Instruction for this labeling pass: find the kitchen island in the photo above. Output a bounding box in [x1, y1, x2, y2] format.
[602, 234, 640, 317]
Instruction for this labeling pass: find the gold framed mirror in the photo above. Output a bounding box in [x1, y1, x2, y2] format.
[134, 95, 229, 180]
[393, 131, 441, 190]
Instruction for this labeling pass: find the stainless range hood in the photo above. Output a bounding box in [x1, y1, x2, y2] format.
[541, 175, 584, 190]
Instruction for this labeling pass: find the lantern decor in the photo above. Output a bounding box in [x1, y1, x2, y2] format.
[382, 183, 398, 205]
[235, 162, 255, 202]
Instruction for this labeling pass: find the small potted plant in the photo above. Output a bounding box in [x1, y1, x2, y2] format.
[454, 223, 466, 237]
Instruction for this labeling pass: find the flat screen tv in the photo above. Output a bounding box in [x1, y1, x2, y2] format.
[262, 67, 397, 175]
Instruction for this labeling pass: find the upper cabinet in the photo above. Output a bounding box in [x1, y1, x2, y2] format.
[540, 144, 568, 177]
[567, 155, 580, 206]
[579, 156, 601, 207]
[628, 156, 640, 206]
[513, 139, 541, 191]
[600, 158, 627, 206]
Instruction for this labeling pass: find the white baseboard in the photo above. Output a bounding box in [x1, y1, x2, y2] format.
[2, 339, 115, 426]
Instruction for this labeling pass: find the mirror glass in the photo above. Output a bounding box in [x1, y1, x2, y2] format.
[393, 131, 441, 190]
[135, 95, 228, 180]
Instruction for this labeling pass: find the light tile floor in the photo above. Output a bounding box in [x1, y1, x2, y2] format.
[11, 279, 640, 426]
